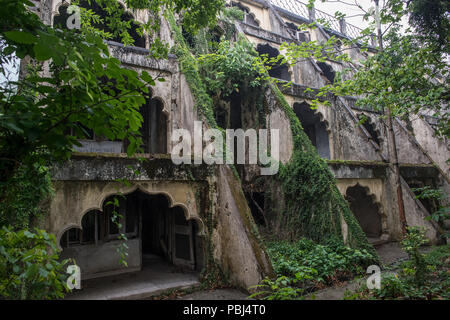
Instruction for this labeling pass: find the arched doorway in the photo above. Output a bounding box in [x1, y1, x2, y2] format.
[256, 44, 291, 82]
[294, 102, 330, 159]
[60, 190, 202, 279]
[317, 62, 336, 83]
[345, 185, 382, 239]
[139, 96, 168, 154]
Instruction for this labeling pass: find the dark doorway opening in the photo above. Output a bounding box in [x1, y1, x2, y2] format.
[345, 185, 382, 239]
[293, 102, 330, 159]
[245, 192, 266, 226]
[139, 97, 168, 154]
[256, 44, 291, 82]
[317, 62, 336, 83]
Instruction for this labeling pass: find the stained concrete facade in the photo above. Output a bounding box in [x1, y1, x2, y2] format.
[233, 0, 449, 245]
[37, 0, 449, 292]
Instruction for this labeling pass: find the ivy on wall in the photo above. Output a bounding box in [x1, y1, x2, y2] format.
[168, 9, 378, 265]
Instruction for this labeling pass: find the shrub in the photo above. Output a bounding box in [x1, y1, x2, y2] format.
[401, 227, 429, 286]
[0, 227, 71, 299]
[266, 238, 376, 284]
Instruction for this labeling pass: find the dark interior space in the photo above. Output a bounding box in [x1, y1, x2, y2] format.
[60, 191, 202, 272]
[317, 62, 336, 83]
[141, 193, 170, 258]
[256, 44, 291, 82]
[245, 192, 266, 226]
[293, 102, 330, 159]
[345, 185, 382, 238]
[358, 115, 381, 146]
[53, 1, 146, 48]
[140, 97, 168, 154]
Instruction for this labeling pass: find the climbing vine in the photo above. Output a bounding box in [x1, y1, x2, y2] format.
[272, 83, 377, 256]
[168, 8, 378, 269]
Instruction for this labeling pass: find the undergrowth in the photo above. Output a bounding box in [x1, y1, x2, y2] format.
[346, 228, 450, 300]
[249, 238, 376, 299]
[168, 7, 378, 288]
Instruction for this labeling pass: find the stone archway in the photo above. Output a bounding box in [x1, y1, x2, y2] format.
[59, 189, 203, 277]
[345, 184, 383, 239]
[256, 43, 291, 81]
[51, 180, 205, 250]
[293, 101, 331, 159]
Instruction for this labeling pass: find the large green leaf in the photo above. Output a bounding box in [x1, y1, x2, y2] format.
[4, 31, 37, 44]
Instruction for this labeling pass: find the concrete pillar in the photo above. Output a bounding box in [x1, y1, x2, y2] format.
[308, 6, 315, 21]
[339, 19, 347, 35]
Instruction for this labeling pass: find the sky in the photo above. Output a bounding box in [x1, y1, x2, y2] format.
[312, 0, 410, 33]
[313, 0, 374, 29]
[1, 1, 409, 85]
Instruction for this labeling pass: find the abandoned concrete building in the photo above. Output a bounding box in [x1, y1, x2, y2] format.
[35, 0, 449, 292]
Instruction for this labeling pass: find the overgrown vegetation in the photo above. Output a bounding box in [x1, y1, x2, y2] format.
[249, 238, 376, 300]
[412, 186, 450, 239]
[167, 6, 379, 291]
[0, 227, 71, 299]
[346, 227, 450, 300]
[173, 5, 376, 255]
[0, 0, 224, 299]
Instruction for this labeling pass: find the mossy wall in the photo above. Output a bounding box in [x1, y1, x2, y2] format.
[167, 12, 377, 264]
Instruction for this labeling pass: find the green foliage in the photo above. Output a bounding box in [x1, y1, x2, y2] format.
[168, 13, 217, 127]
[1, 0, 153, 177]
[251, 238, 376, 300]
[285, 1, 449, 138]
[249, 273, 314, 300]
[198, 35, 261, 97]
[267, 239, 376, 284]
[221, 6, 245, 22]
[170, 8, 375, 257]
[0, 164, 52, 229]
[0, 227, 71, 299]
[406, 0, 450, 53]
[0, 0, 226, 300]
[333, 32, 449, 138]
[412, 186, 450, 238]
[401, 227, 429, 286]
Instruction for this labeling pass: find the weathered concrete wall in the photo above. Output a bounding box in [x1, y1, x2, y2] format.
[335, 178, 389, 240]
[48, 156, 208, 246]
[268, 108, 293, 164]
[401, 178, 441, 244]
[409, 117, 450, 178]
[213, 166, 273, 289]
[60, 239, 141, 280]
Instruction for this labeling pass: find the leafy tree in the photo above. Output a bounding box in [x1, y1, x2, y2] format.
[0, 227, 71, 299]
[0, 0, 224, 299]
[280, 0, 448, 237]
[0, 0, 224, 225]
[284, 1, 449, 137]
[406, 0, 450, 53]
